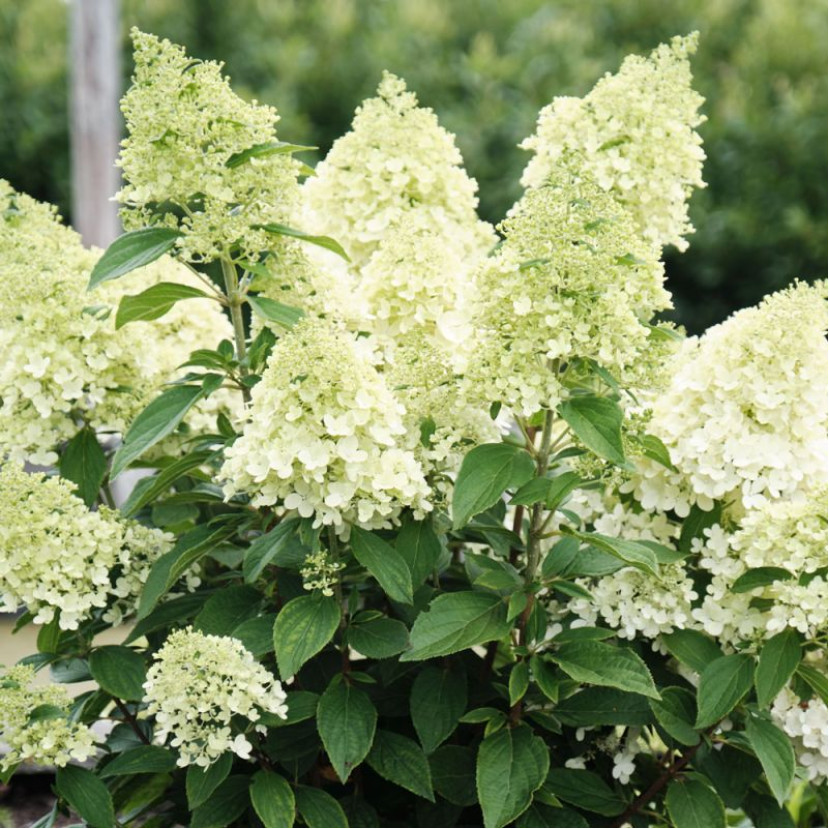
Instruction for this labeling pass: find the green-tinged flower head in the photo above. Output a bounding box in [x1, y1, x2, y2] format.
[143, 628, 288, 767]
[386, 333, 501, 500]
[0, 665, 97, 771]
[0, 183, 235, 465]
[300, 551, 345, 597]
[302, 71, 495, 268]
[691, 484, 828, 647]
[118, 29, 302, 263]
[631, 280, 828, 515]
[0, 464, 177, 630]
[221, 317, 431, 534]
[521, 34, 706, 251]
[468, 162, 672, 417]
[352, 226, 478, 356]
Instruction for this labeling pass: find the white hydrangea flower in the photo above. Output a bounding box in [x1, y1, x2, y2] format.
[302, 71, 495, 270]
[771, 688, 828, 782]
[0, 665, 97, 770]
[0, 463, 174, 630]
[468, 163, 671, 416]
[0, 182, 237, 466]
[351, 227, 480, 359]
[631, 280, 828, 516]
[118, 30, 302, 263]
[692, 485, 827, 646]
[521, 34, 705, 251]
[221, 317, 431, 534]
[566, 490, 695, 641]
[143, 628, 288, 767]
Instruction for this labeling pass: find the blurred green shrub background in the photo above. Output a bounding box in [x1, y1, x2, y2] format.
[1, 0, 825, 331]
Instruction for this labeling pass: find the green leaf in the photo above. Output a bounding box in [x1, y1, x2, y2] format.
[554, 688, 653, 727]
[367, 729, 434, 801]
[516, 804, 588, 828]
[396, 519, 442, 587]
[746, 716, 796, 806]
[59, 428, 106, 507]
[662, 628, 724, 674]
[410, 665, 467, 754]
[138, 523, 234, 619]
[88, 227, 180, 290]
[401, 592, 510, 661]
[562, 529, 658, 575]
[510, 661, 531, 706]
[551, 641, 660, 700]
[558, 396, 625, 466]
[88, 646, 146, 701]
[510, 472, 583, 510]
[348, 617, 409, 659]
[115, 281, 209, 328]
[194, 585, 261, 636]
[317, 678, 377, 783]
[226, 140, 316, 167]
[232, 614, 277, 658]
[120, 450, 212, 517]
[756, 629, 801, 707]
[256, 222, 350, 261]
[124, 594, 205, 644]
[247, 294, 305, 329]
[665, 778, 726, 827]
[639, 434, 675, 470]
[243, 519, 304, 582]
[545, 768, 625, 816]
[452, 443, 536, 529]
[695, 653, 755, 728]
[476, 725, 550, 828]
[732, 567, 795, 593]
[350, 526, 413, 604]
[650, 687, 698, 746]
[273, 593, 340, 679]
[100, 745, 176, 778]
[796, 664, 829, 704]
[250, 770, 296, 828]
[186, 753, 233, 810]
[55, 766, 115, 828]
[294, 786, 348, 828]
[190, 775, 249, 828]
[430, 745, 478, 807]
[111, 384, 204, 479]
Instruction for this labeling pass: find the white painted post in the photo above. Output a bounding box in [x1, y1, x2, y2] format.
[69, 0, 121, 247]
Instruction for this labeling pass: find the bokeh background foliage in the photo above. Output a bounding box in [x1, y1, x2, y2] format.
[1, 0, 825, 332]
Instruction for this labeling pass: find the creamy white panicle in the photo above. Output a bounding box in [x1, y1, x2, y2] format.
[691, 485, 828, 646]
[521, 34, 705, 251]
[302, 71, 495, 269]
[118, 29, 302, 263]
[0, 182, 235, 466]
[468, 162, 671, 417]
[631, 280, 828, 516]
[772, 688, 828, 783]
[143, 628, 288, 767]
[221, 317, 431, 534]
[0, 665, 98, 771]
[0, 463, 175, 630]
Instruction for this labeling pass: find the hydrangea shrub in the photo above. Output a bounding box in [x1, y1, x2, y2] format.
[1, 28, 826, 829]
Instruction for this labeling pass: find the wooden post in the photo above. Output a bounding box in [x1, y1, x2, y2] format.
[69, 0, 121, 248]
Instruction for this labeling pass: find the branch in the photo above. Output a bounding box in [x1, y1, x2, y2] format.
[112, 696, 150, 745]
[612, 729, 714, 827]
